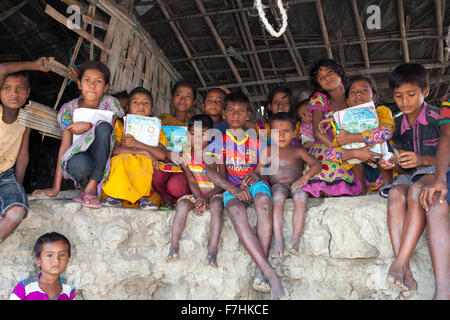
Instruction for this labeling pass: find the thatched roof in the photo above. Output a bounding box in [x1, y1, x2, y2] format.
[1, 0, 449, 112]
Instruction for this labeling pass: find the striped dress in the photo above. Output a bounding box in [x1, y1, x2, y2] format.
[10, 273, 75, 300]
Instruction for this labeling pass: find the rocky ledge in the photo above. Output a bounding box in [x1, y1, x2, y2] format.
[0, 192, 435, 300]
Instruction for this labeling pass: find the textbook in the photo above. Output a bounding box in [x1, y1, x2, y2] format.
[333, 101, 388, 164]
[72, 108, 114, 142]
[124, 114, 161, 147]
[161, 125, 189, 152]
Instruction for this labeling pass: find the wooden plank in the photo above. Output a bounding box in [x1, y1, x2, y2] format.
[0, 0, 27, 23]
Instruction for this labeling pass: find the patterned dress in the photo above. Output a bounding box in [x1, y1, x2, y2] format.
[57, 95, 125, 196]
[322, 105, 395, 191]
[301, 92, 362, 197]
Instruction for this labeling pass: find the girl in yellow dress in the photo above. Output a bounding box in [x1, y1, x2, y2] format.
[102, 87, 167, 209]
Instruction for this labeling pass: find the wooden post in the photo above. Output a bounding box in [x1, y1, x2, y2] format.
[350, 0, 370, 69]
[397, 0, 410, 62]
[315, 0, 333, 59]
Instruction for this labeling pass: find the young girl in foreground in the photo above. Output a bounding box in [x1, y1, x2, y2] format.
[33, 61, 124, 208]
[102, 87, 167, 209]
[10, 232, 75, 300]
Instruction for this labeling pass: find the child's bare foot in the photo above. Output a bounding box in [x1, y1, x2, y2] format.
[166, 247, 179, 262]
[387, 261, 410, 292]
[204, 252, 218, 268]
[270, 239, 284, 258]
[267, 272, 286, 300]
[252, 268, 270, 293]
[288, 238, 300, 255]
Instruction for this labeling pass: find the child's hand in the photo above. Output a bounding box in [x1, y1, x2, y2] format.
[67, 121, 92, 135]
[352, 146, 381, 164]
[121, 134, 139, 148]
[241, 173, 260, 189]
[32, 187, 59, 197]
[302, 142, 313, 150]
[291, 176, 309, 192]
[230, 185, 252, 203]
[169, 151, 190, 166]
[398, 151, 423, 169]
[318, 118, 333, 134]
[138, 150, 159, 168]
[336, 130, 357, 145]
[420, 178, 448, 211]
[378, 158, 396, 170]
[35, 57, 52, 72]
[193, 196, 208, 216]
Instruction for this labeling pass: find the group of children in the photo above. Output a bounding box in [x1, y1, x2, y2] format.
[0, 57, 448, 300]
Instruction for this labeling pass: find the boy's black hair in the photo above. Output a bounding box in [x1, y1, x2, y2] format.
[204, 87, 227, 100]
[4, 71, 30, 87]
[172, 79, 197, 99]
[264, 86, 296, 117]
[34, 232, 71, 259]
[224, 90, 250, 110]
[345, 75, 378, 98]
[129, 87, 153, 103]
[389, 62, 429, 91]
[310, 59, 346, 94]
[188, 114, 214, 130]
[78, 60, 111, 84]
[113, 90, 130, 99]
[269, 112, 297, 131]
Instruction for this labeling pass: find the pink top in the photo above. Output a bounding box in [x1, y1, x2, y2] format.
[10, 273, 76, 300]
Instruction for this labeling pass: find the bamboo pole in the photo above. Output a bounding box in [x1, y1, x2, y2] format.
[350, 0, 370, 69]
[315, 0, 333, 59]
[397, 0, 410, 62]
[155, 0, 207, 87]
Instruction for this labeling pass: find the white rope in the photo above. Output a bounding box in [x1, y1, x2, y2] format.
[254, 0, 288, 38]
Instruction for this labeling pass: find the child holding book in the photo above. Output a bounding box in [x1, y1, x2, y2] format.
[318, 75, 395, 194]
[10, 232, 75, 300]
[33, 61, 124, 208]
[262, 112, 321, 258]
[205, 91, 285, 300]
[102, 87, 167, 209]
[166, 115, 226, 267]
[378, 63, 441, 299]
[152, 80, 194, 209]
[0, 57, 50, 243]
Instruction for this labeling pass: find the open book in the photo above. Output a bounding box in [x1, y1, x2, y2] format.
[72, 108, 114, 142]
[124, 114, 161, 147]
[161, 125, 188, 152]
[333, 101, 388, 164]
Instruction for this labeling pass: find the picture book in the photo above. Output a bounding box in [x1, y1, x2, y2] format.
[124, 114, 161, 147]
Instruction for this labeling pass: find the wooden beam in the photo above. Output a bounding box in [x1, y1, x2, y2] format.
[435, 0, 444, 63]
[315, 0, 333, 59]
[396, 0, 410, 62]
[350, 0, 370, 69]
[269, 0, 306, 77]
[155, 0, 207, 87]
[171, 34, 447, 63]
[0, 0, 27, 23]
[197, 63, 450, 91]
[194, 0, 253, 106]
[143, 0, 316, 26]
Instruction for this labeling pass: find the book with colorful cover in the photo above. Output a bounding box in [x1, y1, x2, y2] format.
[161, 125, 189, 152]
[124, 114, 161, 147]
[72, 108, 114, 142]
[333, 101, 388, 164]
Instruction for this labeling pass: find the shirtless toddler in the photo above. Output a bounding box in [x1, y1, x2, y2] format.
[260, 112, 321, 257]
